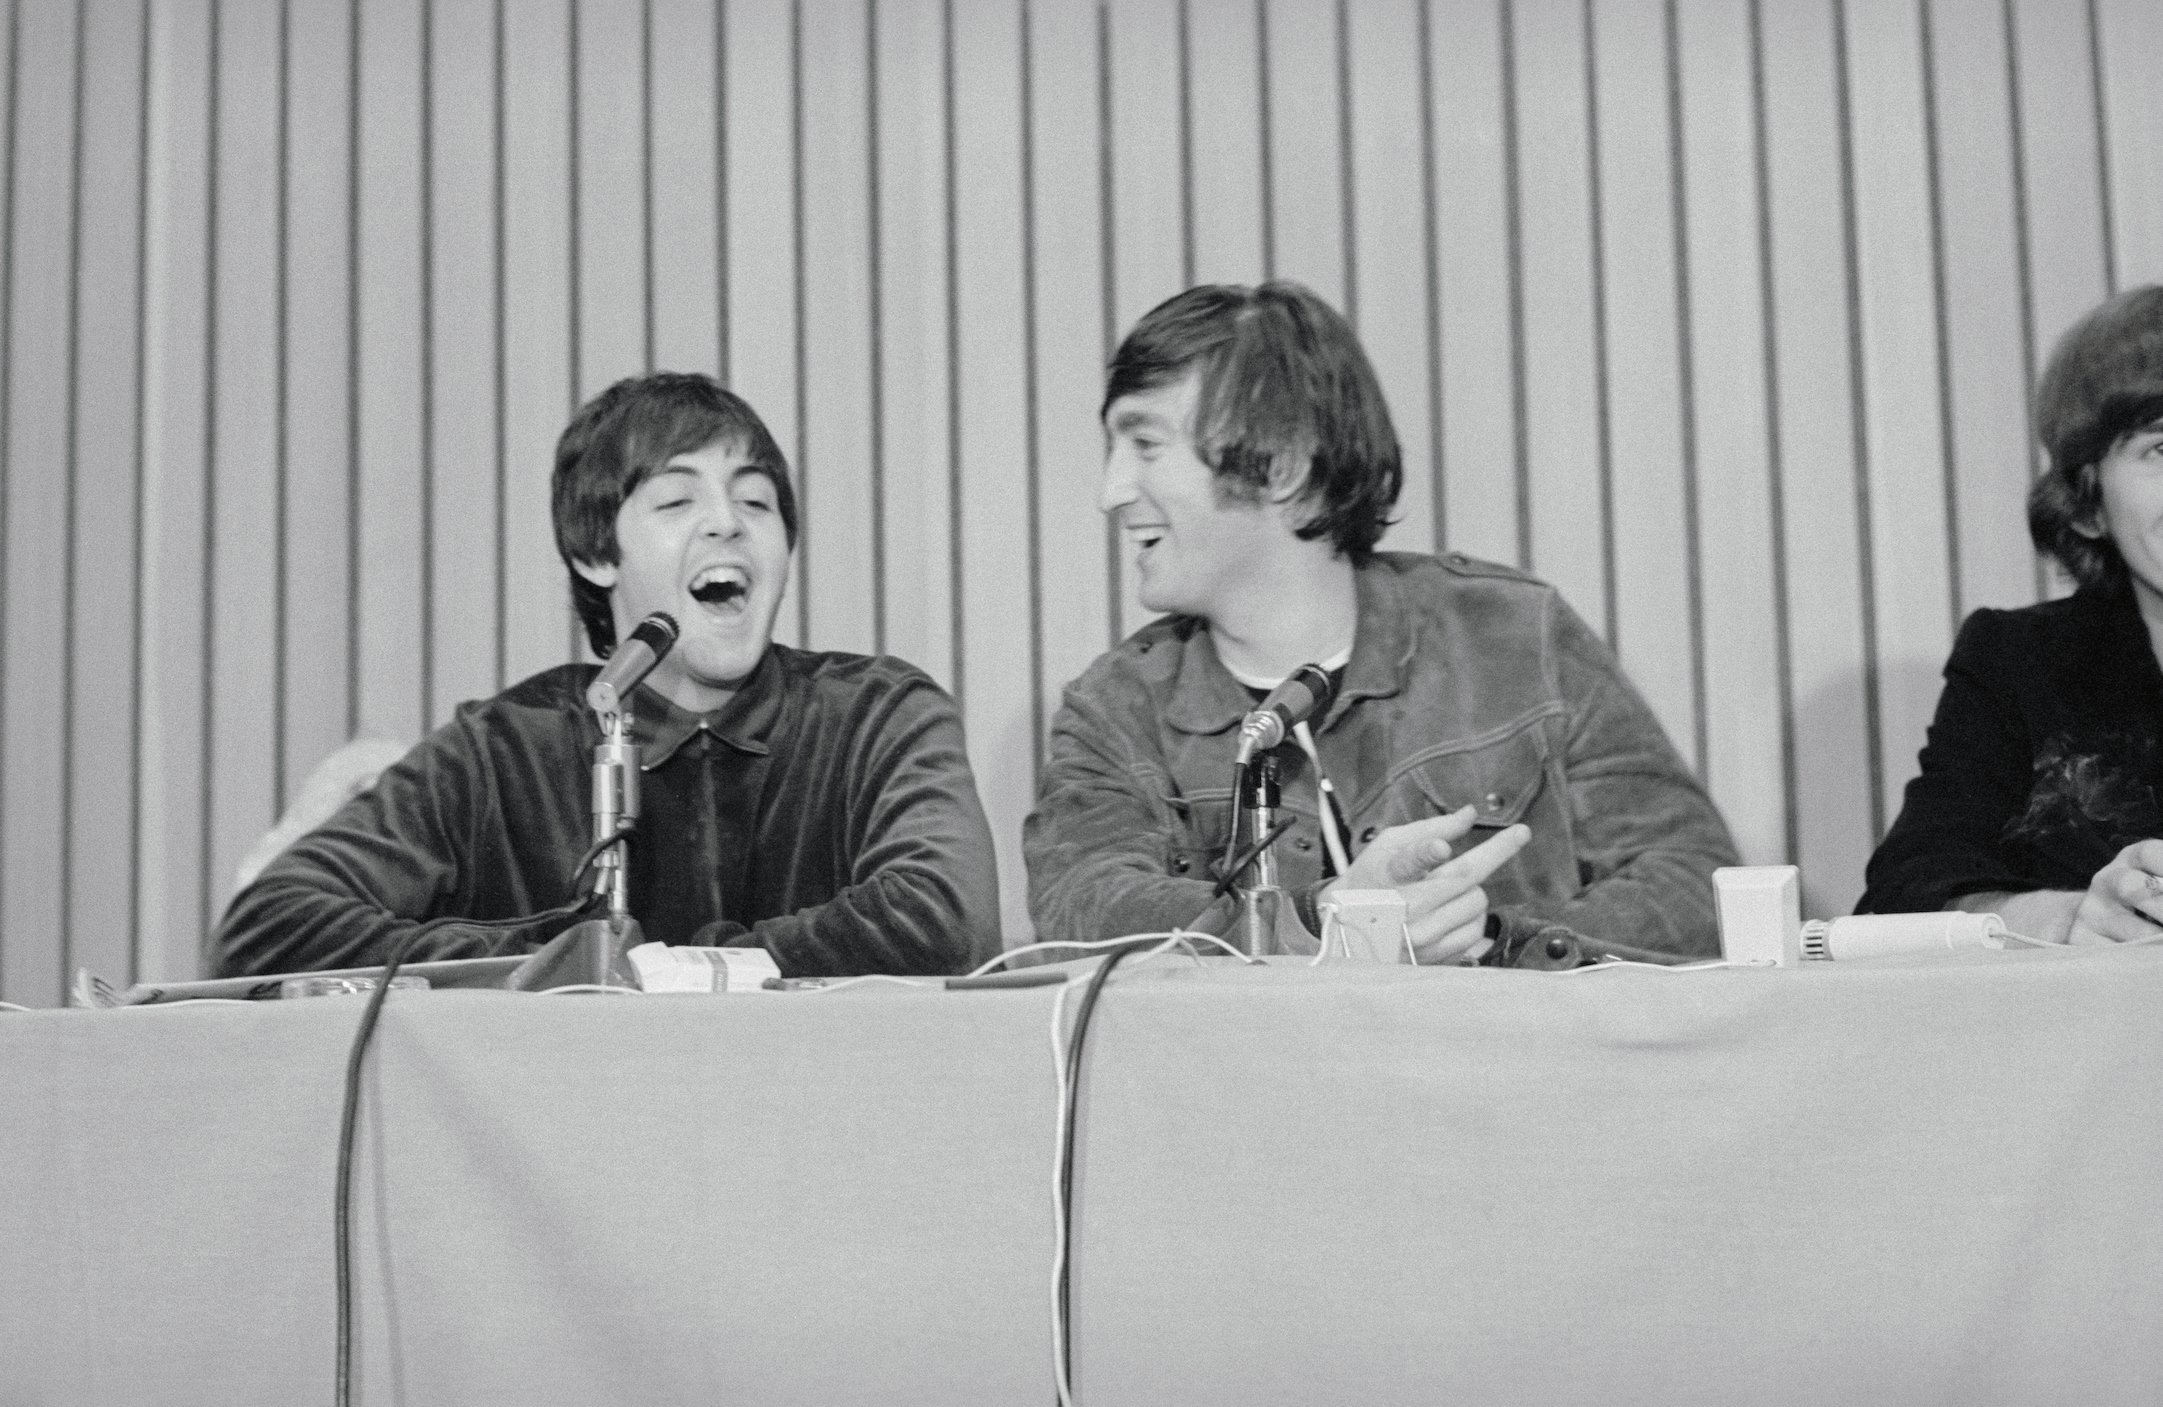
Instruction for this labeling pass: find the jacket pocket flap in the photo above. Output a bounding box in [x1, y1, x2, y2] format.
[1399, 723, 1548, 827]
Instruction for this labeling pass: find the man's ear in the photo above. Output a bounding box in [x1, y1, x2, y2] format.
[1264, 450, 1313, 504]
[2071, 464, 2108, 539]
[572, 557, 620, 589]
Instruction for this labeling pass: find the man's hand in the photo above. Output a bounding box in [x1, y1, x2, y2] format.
[2068, 839, 2163, 945]
[1329, 806, 1533, 964]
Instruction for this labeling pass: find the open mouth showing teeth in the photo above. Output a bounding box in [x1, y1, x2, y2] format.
[689, 566, 749, 609]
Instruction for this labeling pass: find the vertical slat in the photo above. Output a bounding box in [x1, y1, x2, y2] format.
[800, 0, 877, 657]
[574, 0, 645, 395]
[202, 0, 281, 925]
[1028, 0, 1111, 729]
[139, 0, 211, 983]
[1185, 0, 1264, 286]
[2093, 0, 2163, 283]
[1675, 0, 1785, 867]
[1589, 0, 1699, 770]
[1106, 0, 1182, 642]
[0, 0, 75, 1002]
[354, 0, 425, 742]
[64, 0, 147, 986]
[1511, 0, 1606, 630]
[649, 0, 719, 374]
[723, 0, 803, 649]
[951, 0, 1033, 943]
[1761, 0, 1876, 916]
[428, 0, 501, 718]
[2008, 0, 2110, 349]
[1842, 0, 1955, 834]
[281, 0, 357, 813]
[871, 0, 953, 688]
[1428, 0, 1519, 567]
[1346, 0, 1435, 559]
[500, 0, 576, 684]
[1259, 0, 1343, 308]
[1928, 0, 2037, 618]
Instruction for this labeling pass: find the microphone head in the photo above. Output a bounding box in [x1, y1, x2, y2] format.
[1287, 662, 1335, 719]
[627, 611, 679, 657]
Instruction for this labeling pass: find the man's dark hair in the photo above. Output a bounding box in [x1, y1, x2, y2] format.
[2028, 284, 2163, 594]
[553, 371, 796, 656]
[1104, 281, 1401, 561]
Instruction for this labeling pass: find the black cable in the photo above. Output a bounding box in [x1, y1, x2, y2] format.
[1057, 941, 1141, 1396]
[333, 923, 425, 1407]
[568, 820, 634, 891]
[1220, 758, 1248, 882]
[330, 888, 597, 1407]
[1210, 816, 1296, 901]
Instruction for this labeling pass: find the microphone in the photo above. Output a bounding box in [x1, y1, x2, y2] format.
[585, 612, 679, 716]
[1234, 663, 1336, 763]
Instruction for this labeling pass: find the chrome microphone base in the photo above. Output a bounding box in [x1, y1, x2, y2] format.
[506, 914, 646, 992]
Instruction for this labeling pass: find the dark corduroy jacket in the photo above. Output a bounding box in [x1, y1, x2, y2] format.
[1861, 588, 2163, 914]
[1024, 551, 1736, 958]
[214, 647, 1001, 978]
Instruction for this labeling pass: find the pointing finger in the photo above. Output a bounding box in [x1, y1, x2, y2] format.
[1435, 823, 1531, 886]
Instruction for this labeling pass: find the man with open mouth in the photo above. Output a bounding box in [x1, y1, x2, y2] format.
[215, 372, 1000, 979]
[1024, 281, 1735, 965]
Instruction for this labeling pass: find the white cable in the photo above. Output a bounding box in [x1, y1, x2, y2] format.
[972, 930, 1260, 980]
[536, 984, 646, 996]
[1291, 720, 1354, 878]
[0, 1001, 33, 1012]
[800, 974, 940, 994]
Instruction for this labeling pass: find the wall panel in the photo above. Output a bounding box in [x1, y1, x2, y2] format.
[2, 0, 2158, 1000]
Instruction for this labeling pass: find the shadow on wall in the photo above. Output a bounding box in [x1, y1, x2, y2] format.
[1790, 653, 1947, 921]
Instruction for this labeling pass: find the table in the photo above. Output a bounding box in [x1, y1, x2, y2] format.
[6, 946, 2163, 1405]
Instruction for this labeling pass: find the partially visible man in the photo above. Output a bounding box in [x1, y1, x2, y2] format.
[1025, 282, 1735, 962]
[217, 372, 1000, 978]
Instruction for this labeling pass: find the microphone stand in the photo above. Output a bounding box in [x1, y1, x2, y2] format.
[507, 705, 647, 991]
[1231, 753, 1286, 957]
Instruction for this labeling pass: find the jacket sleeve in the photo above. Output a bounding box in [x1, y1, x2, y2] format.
[742, 676, 1003, 976]
[1857, 611, 2039, 913]
[1024, 684, 1237, 946]
[212, 716, 562, 977]
[1491, 594, 1739, 959]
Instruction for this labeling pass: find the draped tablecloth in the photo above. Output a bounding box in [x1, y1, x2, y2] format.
[5, 945, 2162, 1405]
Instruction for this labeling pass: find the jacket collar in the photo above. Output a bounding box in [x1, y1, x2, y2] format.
[1164, 560, 1411, 736]
[623, 647, 783, 767]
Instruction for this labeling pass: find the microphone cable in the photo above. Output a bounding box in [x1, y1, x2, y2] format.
[332, 887, 599, 1407]
[1055, 940, 1142, 1403]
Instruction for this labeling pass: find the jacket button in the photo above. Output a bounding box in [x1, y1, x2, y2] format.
[1293, 837, 1313, 852]
[1359, 825, 1378, 844]
[1171, 855, 1190, 873]
[1482, 792, 1504, 813]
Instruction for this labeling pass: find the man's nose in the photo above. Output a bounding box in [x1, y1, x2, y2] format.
[698, 495, 744, 539]
[1099, 451, 1138, 516]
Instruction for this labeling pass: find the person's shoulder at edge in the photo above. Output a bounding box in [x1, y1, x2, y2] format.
[1943, 590, 2123, 673]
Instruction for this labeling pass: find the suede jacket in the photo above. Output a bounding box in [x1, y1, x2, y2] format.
[215, 647, 1002, 978]
[1025, 551, 1736, 959]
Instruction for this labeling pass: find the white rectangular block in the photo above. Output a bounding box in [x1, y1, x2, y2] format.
[1713, 865, 1802, 967]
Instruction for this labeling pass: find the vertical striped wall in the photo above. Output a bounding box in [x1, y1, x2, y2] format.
[0, 0, 2156, 1003]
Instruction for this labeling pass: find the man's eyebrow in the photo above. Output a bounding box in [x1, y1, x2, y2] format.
[1107, 407, 1172, 434]
[730, 464, 779, 489]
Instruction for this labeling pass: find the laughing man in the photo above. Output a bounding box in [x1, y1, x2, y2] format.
[217, 372, 1000, 978]
[1025, 282, 1735, 964]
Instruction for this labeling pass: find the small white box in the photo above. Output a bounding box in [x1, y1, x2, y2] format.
[1713, 865, 1802, 967]
[1320, 889, 1413, 964]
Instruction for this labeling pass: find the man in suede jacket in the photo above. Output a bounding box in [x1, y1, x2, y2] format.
[1025, 283, 1734, 964]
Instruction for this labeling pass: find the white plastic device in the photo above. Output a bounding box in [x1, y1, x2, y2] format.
[1714, 865, 1803, 966]
[1318, 889, 1414, 964]
[1799, 912, 2006, 960]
